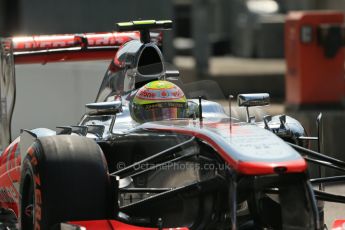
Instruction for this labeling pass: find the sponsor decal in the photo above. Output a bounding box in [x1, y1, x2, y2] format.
[161, 91, 168, 97]
[136, 87, 184, 101]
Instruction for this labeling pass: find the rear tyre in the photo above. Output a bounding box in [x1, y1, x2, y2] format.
[20, 135, 113, 229]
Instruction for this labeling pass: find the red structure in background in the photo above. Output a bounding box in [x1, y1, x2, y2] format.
[285, 11, 345, 107]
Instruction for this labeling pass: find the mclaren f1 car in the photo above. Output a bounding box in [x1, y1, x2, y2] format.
[0, 20, 345, 230]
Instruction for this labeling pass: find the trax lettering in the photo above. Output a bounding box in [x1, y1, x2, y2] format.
[12, 33, 140, 51]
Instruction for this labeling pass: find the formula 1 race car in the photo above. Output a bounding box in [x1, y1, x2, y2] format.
[0, 20, 345, 230]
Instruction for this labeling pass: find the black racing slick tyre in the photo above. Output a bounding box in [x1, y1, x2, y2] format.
[20, 135, 114, 230]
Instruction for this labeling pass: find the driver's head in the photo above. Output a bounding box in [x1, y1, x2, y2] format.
[130, 80, 187, 123]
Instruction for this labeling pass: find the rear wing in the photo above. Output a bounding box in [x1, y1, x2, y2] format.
[0, 31, 162, 150]
[11, 32, 162, 64]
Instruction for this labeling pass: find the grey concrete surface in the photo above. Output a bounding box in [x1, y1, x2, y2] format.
[176, 56, 285, 76]
[176, 56, 285, 98]
[12, 61, 108, 138]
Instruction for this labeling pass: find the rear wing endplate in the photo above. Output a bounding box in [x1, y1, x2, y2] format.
[0, 38, 15, 150]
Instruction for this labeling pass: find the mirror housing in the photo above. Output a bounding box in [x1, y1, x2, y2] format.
[85, 101, 122, 114]
[237, 93, 270, 107]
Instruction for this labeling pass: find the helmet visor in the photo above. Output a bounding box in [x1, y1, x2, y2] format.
[133, 102, 187, 123]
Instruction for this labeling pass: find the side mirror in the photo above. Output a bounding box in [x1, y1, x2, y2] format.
[237, 93, 270, 107]
[237, 93, 270, 123]
[85, 100, 122, 114]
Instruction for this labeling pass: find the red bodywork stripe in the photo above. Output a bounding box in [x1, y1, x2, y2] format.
[69, 220, 189, 230]
[147, 127, 307, 175]
[236, 159, 307, 175]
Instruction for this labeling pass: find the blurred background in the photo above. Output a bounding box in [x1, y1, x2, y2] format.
[2, 0, 345, 59]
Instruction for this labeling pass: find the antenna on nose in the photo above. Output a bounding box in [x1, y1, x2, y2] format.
[229, 95, 234, 133]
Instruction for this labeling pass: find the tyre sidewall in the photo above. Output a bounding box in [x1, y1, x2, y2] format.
[19, 136, 112, 229]
[20, 144, 45, 229]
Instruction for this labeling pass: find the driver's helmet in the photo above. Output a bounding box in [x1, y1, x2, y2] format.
[130, 80, 187, 123]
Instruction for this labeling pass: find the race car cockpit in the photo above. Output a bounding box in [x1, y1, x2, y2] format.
[95, 20, 169, 103]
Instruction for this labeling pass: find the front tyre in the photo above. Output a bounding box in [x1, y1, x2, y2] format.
[20, 135, 113, 229]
